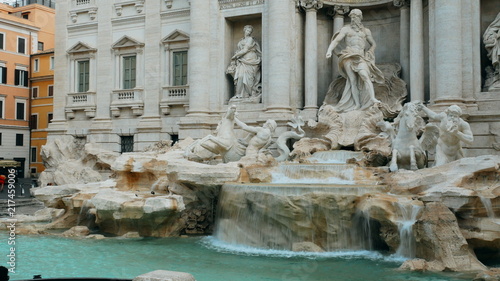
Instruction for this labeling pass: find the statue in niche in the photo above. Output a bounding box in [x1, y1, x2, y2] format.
[484, 12, 500, 91]
[417, 103, 474, 167]
[325, 8, 384, 112]
[226, 25, 262, 103]
[234, 117, 277, 160]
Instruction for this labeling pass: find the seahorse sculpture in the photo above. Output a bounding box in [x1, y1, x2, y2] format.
[276, 116, 305, 162]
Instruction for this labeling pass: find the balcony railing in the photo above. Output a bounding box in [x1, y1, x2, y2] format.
[65, 92, 96, 119]
[72, 0, 95, 8]
[111, 89, 144, 116]
[162, 85, 189, 103]
[159, 85, 189, 115]
[66, 92, 96, 108]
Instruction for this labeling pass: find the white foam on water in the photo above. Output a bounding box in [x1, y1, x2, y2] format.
[201, 236, 405, 263]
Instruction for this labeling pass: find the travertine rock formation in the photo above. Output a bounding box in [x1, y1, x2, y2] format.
[39, 136, 119, 186]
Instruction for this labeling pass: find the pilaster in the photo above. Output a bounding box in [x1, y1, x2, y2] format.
[138, 0, 162, 131]
[48, 0, 69, 134]
[300, 0, 323, 113]
[394, 0, 410, 96]
[431, 0, 464, 107]
[265, 0, 293, 113]
[410, 0, 424, 102]
[186, 0, 210, 116]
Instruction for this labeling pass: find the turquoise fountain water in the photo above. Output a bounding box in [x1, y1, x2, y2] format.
[1, 233, 470, 281]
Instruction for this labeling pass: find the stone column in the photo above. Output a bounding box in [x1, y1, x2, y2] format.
[266, 0, 293, 113]
[432, 0, 463, 104]
[187, 0, 210, 116]
[410, 0, 424, 102]
[301, 0, 323, 112]
[329, 5, 349, 81]
[394, 0, 410, 94]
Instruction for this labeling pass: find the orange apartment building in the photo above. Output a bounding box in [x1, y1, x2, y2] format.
[30, 48, 53, 176]
[0, 2, 54, 178]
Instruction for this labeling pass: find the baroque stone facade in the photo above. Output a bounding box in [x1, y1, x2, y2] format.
[49, 0, 500, 157]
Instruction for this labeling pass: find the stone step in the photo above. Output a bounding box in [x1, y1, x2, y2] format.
[475, 91, 500, 111]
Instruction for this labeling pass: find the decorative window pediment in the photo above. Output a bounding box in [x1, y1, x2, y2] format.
[161, 30, 190, 45]
[112, 35, 144, 50]
[67, 41, 97, 55]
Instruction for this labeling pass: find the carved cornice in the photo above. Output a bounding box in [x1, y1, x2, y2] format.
[299, 0, 323, 11]
[393, 0, 410, 8]
[218, 0, 264, 10]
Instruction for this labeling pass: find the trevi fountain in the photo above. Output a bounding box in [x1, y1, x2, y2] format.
[3, 2, 500, 281]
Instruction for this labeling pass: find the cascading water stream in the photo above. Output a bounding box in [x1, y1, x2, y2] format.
[394, 202, 421, 258]
[271, 163, 356, 184]
[479, 196, 496, 218]
[214, 151, 385, 253]
[76, 200, 91, 226]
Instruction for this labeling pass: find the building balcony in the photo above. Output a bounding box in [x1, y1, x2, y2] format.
[72, 0, 95, 8]
[160, 85, 189, 115]
[70, 0, 97, 23]
[111, 89, 144, 117]
[65, 92, 96, 119]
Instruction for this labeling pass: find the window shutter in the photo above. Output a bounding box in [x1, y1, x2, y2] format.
[14, 70, 19, 85]
[23, 70, 28, 87]
[0, 67, 6, 84]
[16, 102, 24, 120]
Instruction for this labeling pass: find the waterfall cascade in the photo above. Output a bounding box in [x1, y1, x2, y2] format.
[394, 202, 421, 258]
[214, 151, 389, 251]
[479, 196, 496, 218]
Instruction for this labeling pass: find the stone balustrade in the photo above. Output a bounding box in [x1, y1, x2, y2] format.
[65, 92, 96, 119]
[160, 85, 189, 115]
[111, 89, 144, 117]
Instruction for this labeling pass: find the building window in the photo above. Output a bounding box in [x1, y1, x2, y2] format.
[30, 114, 38, 130]
[16, 101, 25, 120]
[37, 42, 44, 51]
[22, 12, 29, 19]
[48, 85, 54, 97]
[123, 55, 136, 89]
[173, 51, 188, 86]
[16, 134, 23, 146]
[120, 136, 134, 153]
[0, 33, 4, 50]
[50, 56, 54, 70]
[0, 133, 2, 145]
[31, 147, 37, 163]
[18, 37, 26, 54]
[32, 87, 38, 98]
[30, 167, 37, 175]
[0, 66, 6, 84]
[34, 59, 39, 72]
[47, 113, 53, 124]
[15, 69, 28, 87]
[0, 99, 3, 119]
[78, 60, 90, 92]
